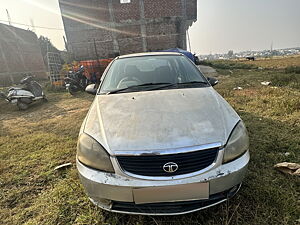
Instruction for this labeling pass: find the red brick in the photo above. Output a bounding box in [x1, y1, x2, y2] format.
[112, 0, 141, 22]
[144, 0, 182, 18]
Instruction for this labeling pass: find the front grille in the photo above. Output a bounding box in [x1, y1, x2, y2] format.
[112, 187, 237, 214]
[117, 147, 219, 176]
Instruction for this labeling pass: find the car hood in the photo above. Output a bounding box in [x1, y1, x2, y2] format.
[83, 87, 240, 154]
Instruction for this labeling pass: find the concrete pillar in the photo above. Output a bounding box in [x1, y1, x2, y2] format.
[139, 0, 147, 52]
[180, 0, 187, 50]
[108, 0, 120, 55]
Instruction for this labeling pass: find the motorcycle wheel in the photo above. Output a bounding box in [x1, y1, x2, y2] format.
[43, 95, 48, 102]
[17, 100, 29, 110]
[68, 86, 77, 95]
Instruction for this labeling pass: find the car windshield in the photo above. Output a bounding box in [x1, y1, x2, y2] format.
[99, 55, 208, 94]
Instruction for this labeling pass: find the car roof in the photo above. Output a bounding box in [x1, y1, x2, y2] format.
[117, 52, 183, 59]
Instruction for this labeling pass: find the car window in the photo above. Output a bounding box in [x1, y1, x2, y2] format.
[100, 55, 207, 93]
[135, 59, 169, 72]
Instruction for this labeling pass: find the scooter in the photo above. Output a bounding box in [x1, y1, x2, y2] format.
[64, 66, 88, 95]
[0, 75, 47, 110]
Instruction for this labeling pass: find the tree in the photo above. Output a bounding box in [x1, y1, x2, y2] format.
[38, 36, 59, 55]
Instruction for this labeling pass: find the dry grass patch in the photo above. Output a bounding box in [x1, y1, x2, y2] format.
[237, 55, 300, 69]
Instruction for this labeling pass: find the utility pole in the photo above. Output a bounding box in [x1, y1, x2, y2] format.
[270, 41, 274, 57]
[93, 38, 99, 60]
[6, 9, 11, 26]
[30, 19, 36, 33]
[271, 41, 273, 52]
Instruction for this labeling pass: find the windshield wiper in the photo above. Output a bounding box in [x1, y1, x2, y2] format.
[176, 81, 209, 85]
[134, 82, 172, 87]
[149, 81, 209, 91]
[106, 83, 172, 95]
[105, 81, 208, 94]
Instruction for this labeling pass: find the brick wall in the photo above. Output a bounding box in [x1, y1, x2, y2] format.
[186, 0, 197, 20]
[146, 35, 179, 52]
[59, 0, 197, 61]
[112, 0, 141, 22]
[146, 20, 179, 36]
[60, 0, 110, 23]
[119, 37, 144, 54]
[0, 24, 47, 86]
[115, 25, 141, 39]
[144, 0, 182, 18]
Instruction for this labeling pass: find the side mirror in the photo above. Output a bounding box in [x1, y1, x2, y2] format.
[85, 84, 97, 95]
[207, 77, 219, 86]
[194, 56, 201, 65]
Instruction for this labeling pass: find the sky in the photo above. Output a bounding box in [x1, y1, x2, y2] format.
[0, 0, 299, 55]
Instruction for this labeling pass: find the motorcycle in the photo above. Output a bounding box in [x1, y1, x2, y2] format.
[64, 66, 88, 95]
[0, 75, 47, 110]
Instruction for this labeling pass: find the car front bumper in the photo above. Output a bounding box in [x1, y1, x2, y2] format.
[77, 150, 249, 215]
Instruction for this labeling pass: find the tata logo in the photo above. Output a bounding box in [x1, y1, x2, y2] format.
[163, 162, 178, 173]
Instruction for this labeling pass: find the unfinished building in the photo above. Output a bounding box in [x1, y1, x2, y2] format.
[0, 24, 47, 86]
[58, 0, 197, 61]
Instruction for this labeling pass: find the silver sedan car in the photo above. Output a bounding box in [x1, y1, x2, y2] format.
[77, 52, 250, 215]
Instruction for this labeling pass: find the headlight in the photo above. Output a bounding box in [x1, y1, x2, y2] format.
[223, 121, 249, 163]
[77, 133, 114, 172]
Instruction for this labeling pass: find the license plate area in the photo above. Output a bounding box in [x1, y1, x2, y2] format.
[133, 182, 209, 204]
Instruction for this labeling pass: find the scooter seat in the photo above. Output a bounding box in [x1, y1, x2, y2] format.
[25, 82, 43, 97]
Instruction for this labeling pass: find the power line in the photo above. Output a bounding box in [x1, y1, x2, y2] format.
[0, 19, 64, 31]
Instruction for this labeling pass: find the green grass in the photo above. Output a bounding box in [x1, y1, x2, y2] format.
[285, 66, 300, 74]
[200, 60, 257, 70]
[0, 58, 299, 225]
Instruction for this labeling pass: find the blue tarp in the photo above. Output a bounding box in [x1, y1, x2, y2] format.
[161, 48, 195, 62]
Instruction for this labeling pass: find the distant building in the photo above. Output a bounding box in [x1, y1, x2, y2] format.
[0, 24, 47, 86]
[58, 0, 197, 61]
